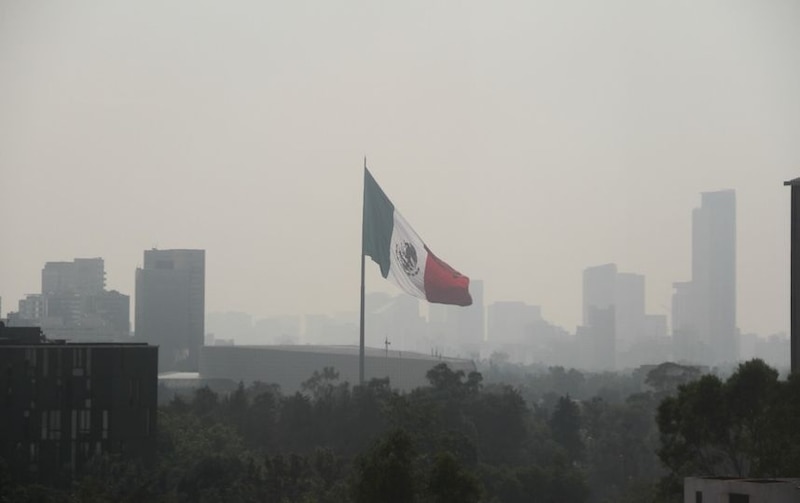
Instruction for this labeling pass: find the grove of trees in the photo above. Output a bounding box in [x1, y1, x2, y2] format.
[1, 358, 797, 503]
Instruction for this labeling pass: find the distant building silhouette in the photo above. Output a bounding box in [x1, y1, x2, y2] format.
[135, 249, 205, 371]
[42, 258, 105, 296]
[7, 258, 130, 342]
[581, 263, 615, 370]
[0, 324, 157, 486]
[581, 264, 661, 370]
[428, 279, 485, 356]
[457, 279, 485, 351]
[487, 301, 542, 346]
[672, 190, 737, 365]
[615, 272, 645, 351]
[581, 304, 616, 370]
[581, 264, 620, 370]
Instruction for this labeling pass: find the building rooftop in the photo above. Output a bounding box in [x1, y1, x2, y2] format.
[158, 372, 201, 380]
[0, 323, 148, 347]
[203, 344, 473, 362]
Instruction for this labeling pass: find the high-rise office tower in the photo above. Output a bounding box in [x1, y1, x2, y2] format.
[692, 190, 737, 364]
[671, 190, 737, 365]
[135, 249, 205, 371]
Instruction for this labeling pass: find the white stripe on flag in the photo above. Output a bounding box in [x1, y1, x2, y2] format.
[388, 210, 428, 300]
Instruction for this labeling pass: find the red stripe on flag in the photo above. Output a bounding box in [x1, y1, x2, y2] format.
[423, 247, 472, 306]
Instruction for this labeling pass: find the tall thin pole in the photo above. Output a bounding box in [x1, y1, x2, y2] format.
[359, 253, 366, 385]
[359, 157, 367, 385]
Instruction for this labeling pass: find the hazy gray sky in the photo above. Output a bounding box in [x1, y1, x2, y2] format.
[2, 0, 799, 337]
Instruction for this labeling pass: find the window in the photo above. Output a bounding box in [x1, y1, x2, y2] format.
[25, 349, 37, 378]
[72, 349, 85, 376]
[102, 410, 109, 439]
[79, 410, 91, 435]
[6, 368, 12, 406]
[729, 494, 749, 503]
[696, 491, 702, 503]
[48, 410, 61, 440]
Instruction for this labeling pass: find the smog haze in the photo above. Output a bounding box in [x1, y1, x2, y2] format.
[1, 0, 799, 337]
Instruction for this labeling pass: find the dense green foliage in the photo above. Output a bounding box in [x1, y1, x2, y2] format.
[656, 359, 800, 499]
[2, 360, 747, 503]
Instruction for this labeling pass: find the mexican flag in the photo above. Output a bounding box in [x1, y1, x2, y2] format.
[362, 168, 472, 306]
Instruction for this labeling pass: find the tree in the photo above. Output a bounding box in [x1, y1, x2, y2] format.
[549, 395, 583, 462]
[353, 429, 418, 503]
[657, 359, 790, 500]
[425, 452, 481, 503]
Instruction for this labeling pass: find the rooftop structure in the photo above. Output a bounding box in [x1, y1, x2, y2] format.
[199, 344, 476, 393]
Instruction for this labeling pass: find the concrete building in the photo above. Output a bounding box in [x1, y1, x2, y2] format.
[583, 265, 647, 352]
[585, 305, 616, 370]
[42, 258, 105, 297]
[14, 294, 45, 322]
[582, 264, 619, 369]
[615, 272, 646, 351]
[8, 259, 130, 342]
[135, 249, 205, 372]
[456, 279, 485, 352]
[0, 323, 157, 486]
[673, 190, 738, 366]
[198, 344, 476, 393]
[89, 290, 131, 336]
[424, 280, 485, 357]
[685, 477, 800, 503]
[644, 314, 668, 339]
[583, 264, 618, 326]
[693, 190, 737, 365]
[582, 264, 626, 369]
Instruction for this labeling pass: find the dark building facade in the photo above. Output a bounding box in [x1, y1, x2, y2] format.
[135, 249, 205, 372]
[0, 324, 157, 485]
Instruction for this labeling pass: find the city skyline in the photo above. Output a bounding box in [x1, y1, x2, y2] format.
[3, 247, 788, 369]
[2, 1, 798, 338]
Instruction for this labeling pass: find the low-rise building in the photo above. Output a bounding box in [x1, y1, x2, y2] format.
[685, 477, 800, 503]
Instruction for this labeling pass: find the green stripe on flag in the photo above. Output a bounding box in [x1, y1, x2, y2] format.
[363, 169, 395, 278]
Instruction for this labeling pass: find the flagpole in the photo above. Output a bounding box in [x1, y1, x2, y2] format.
[359, 157, 367, 386]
